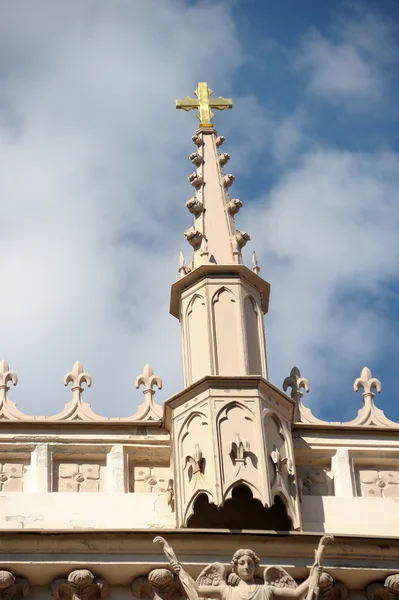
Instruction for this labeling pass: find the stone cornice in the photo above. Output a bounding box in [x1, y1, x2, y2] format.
[170, 264, 270, 318]
[0, 531, 398, 588]
[162, 375, 295, 430]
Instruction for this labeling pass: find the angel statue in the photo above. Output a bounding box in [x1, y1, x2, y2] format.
[154, 535, 334, 600]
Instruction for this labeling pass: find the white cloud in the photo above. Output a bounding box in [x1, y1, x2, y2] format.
[243, 148, 399, 412]
[294, 10, 397, 103]
[0, 0, 243, 416]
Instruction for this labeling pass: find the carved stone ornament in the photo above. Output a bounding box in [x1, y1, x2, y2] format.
[188, 172, 203, 189]
[218, 152, 230, 166]
[189, 152, 203, 166]
[191, 134, 204, 147]
[185, 444, 204, 486]
[47, 361, 106, 421]
[215, 135, 225, 147]
[318, 574, 348, 600]
[184, 227, 203, 249]
[366, 574, 399, 600]
[348, 366, 395, 426]
[51, 570, 108, 600]
[154, 534, 334, 600]
[222, 173, 235, 189]
[232, 231, 250, 254]
[280, 365, 397, 427]
[132, 569, 180, 600]
[186, 196, 204, 216]
[0, 360, 32, 420]
[283, 366, 312, 423]
[227, 198, 243, 216]
[133, 364, 163, 422]
[0, 571, 29, 600]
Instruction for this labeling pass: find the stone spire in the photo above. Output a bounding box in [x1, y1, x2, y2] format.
[177, 83, 249, 269]
[171, 84, 270, 386]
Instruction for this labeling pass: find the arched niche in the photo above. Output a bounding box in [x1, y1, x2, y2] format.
[212, 287, 240, 375]
[186, 484, 292, 530]
[185, 294, 211, 382]
[244, 295, 262, 375]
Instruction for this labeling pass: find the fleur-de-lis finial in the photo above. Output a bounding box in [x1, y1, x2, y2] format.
[64, 361, 92, 392]
[283, 366, 310, 401]
[0, 360, 17, 390]
[283, 366, 310, 422]
[132, 364, 163, 422]
[354, 366, 381, 401]
[0, 359, 18, 410]
[135, 364, 162, 395]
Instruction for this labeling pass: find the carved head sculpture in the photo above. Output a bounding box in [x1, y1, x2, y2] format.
[148, 570, 174, 599]
[230, 549, 260, 583]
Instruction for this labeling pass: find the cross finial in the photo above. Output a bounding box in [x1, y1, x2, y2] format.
[176, 82, 232, 128]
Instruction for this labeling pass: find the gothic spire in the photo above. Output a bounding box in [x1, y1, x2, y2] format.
[176, 82, 250, 270]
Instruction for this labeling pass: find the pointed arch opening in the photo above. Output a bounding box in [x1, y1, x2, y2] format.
[186, 484, 292, 530]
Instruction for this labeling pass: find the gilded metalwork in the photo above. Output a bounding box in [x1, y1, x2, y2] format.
[176, 82, 232, 127]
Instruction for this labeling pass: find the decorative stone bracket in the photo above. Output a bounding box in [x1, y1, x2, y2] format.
[366, 574, 399, 600]
[318, 574, 348, 600]
[51, 570, 107, 600]
[132, 569, 180, 600]
[0, 571, 29, 600]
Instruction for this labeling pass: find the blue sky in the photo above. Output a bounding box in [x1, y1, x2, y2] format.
[0, 0, 398, 422]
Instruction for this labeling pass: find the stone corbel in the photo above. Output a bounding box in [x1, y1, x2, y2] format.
[132, 569, 180, 600]
[51, 570, 108, 600]
[318, 574, 348, 600]
[189, 152, 203, 166]
[367, 575, 399, 600]
[227, 198, 242, 216]
[0, 571, 29, 600]
[222, 174, 235, 189]
[232, 231, 250, 254]
[186, 197, 204, 216]
[192, 134, 203, 147]
[184, 227, 203, 249]
[218, 152, 230, 166]
[188, 172, 203, 189]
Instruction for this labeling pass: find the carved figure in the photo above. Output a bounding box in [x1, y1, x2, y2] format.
[51, 570, 107, 600]
[154, 536, 334, 600]
[0, 571, 29, 600]
[367, 574, 399, 600]
[132, 568, 181, 600]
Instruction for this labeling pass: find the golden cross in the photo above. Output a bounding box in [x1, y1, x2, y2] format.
[176, 82, 232, 128]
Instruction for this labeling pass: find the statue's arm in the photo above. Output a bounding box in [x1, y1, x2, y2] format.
[272, 580, 308, 599]
[271, 566, 322, 599]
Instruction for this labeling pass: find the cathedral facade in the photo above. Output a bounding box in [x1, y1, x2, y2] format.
[0, 84, 398, 600]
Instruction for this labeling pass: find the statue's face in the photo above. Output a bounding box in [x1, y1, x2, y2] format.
[236, 555, 256, 582]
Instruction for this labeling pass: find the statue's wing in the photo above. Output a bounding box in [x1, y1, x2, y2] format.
[263, 567, 297, 589]
[197, 563, 226, 587]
